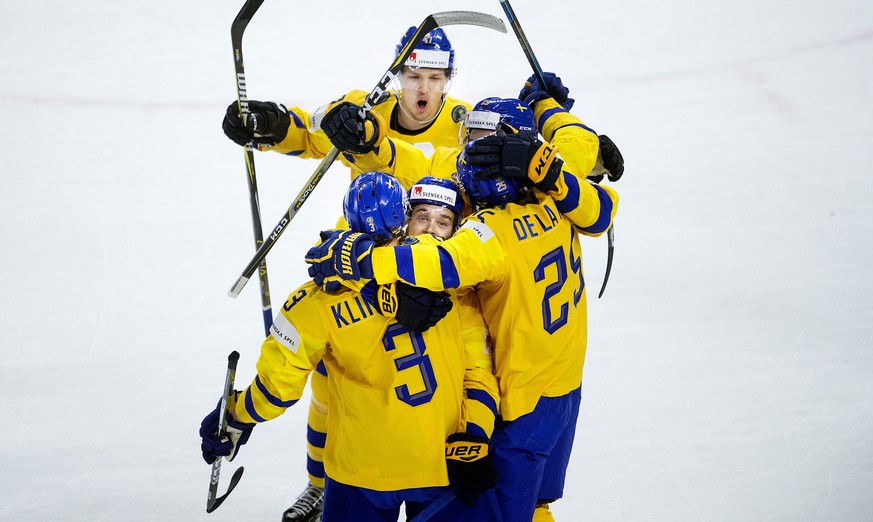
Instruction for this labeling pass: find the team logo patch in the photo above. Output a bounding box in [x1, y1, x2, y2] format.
[451, 104, 467, 123]
[461, 220, 495, 243]
[411, 184, 457, 207]
[270, 313, 301, 353]
[405, 49, 451, 69]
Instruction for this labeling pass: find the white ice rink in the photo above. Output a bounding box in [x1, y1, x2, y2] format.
[2, 0, 872, 520]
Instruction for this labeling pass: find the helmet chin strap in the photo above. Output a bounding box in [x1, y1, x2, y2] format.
[393, 89, 448, 130]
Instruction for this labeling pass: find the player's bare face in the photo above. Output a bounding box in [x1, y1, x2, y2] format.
[407, 204, 455, 240]
[397, 68, 449, 129]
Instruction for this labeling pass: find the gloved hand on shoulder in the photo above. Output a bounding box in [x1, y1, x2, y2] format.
[362, 281, 453, 332]
[464, 127, 564, 192]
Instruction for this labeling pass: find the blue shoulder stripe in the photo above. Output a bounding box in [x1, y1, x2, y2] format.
[437, 246, 460, 289]
[395, 246, 415, 284]
[579, 183, 614, 235]
[255, 375, 298, 408]
[466, 388, 498, 417]
[555, 171, 581, 214]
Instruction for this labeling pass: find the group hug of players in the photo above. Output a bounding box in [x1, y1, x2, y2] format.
[200, 24, 623, 522]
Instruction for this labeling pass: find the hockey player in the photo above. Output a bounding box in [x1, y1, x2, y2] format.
[221, 26, 469, 190]
[305, 93, 619, 521]
[220, 27, 471, 520]
[200, 172, 501, 521]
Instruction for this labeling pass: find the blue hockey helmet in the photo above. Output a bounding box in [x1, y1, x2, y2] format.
[343, 172, 409, 242]
[395, 26, 455, 75]
[408, 176, 464, 227]
[456, 144, 526, 209]
[460, 97, 536, 145]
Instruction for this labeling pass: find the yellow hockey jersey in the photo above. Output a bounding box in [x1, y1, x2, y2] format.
[335, 96, 604, 217]
[368, 187, 617, 421]
[231, 267, 498, 491]
[264, 90, 470, 189]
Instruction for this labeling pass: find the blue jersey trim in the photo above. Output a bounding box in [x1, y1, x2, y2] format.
[552, 121, 597, 136]
[395, 246, 416, 284]
[579, 184, 613, 235]
[255, 375, 298, 408]
[289, 111, 305, 129]
[437, 246, 460, 289]
[555, 171, 581, 214]
[307, 425, 327, 448]
[306, 456, 325, 479]
[244, 389, 268, 423]
[467, 388, 498, 417]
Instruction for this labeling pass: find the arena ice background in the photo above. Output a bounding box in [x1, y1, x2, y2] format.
[1, 0, 872, 520]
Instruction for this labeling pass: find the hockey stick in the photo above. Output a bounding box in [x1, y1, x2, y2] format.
[231, 0, 273, 335]
[206, 351, 246, 513]
[228, 11, 507, 298]
[498, 0, 616, 299]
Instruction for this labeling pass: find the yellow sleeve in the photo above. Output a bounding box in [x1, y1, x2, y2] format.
[261, 90, 370, 158]
[371, 216, 508, 291]
[233, 285, 329, 424]
[533, 98, 600, 177]
[339, 139, 459, 190]
[456, 291, 499, 439]
[546, 174, 619, 238]
[529, 99, 619, 237]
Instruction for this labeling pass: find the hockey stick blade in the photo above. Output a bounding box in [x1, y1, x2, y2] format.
[206, 466, 245, 513]
[228, 11, 506, 299]
[597, 225, 614, 298]
[431, 11, 506, 33]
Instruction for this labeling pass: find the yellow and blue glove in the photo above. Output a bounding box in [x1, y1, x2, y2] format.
[305, 230, 376, 291]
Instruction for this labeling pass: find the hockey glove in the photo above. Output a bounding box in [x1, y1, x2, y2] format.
[361, 281, 453, 332]
[199, 392, 255, 464]
[519, 72, 575, 111]
[222, 100, 291, 147]
[445, 433, 498, 506]
[305, 230, 376, 288]
[465, 129, 565, 192]
[321, 101, 386, 154]
[598, 134, 624, 182]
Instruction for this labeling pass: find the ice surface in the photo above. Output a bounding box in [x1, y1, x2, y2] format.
[1, 0, 872, 520]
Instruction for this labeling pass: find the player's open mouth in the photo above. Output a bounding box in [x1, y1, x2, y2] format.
[417, 100, 428, 111]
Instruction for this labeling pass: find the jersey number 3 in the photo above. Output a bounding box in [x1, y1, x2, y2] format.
[383, 324, 437, 407]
